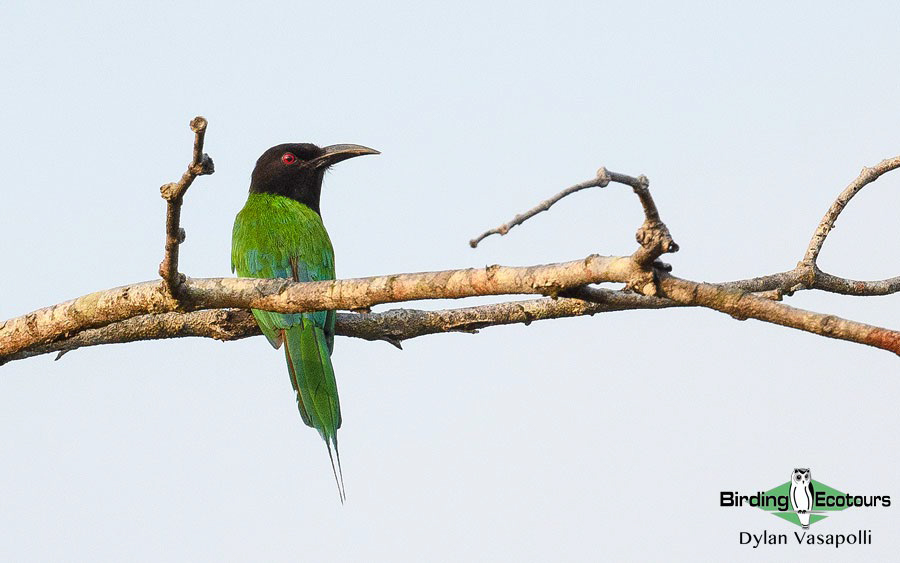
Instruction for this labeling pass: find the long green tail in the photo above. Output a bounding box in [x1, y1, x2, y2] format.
[282, 318, 344, 502]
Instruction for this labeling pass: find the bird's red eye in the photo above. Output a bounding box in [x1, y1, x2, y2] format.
[282, 152, 297, 165]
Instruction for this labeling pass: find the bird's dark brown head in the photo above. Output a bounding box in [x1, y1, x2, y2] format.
[249, 142, 379, 214]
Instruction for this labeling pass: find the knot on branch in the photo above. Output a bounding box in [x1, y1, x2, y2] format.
[192, 154, 215, 176]
[636, 174, 650, 190]
[791, 262, 818, 293]
[635, 219, 677, 253]
[596, 167, 611, 187]
[160, 182, 180, 201]
[820, 315, 838, 336]
[632, 219, 679, 268]
[624, 269, 659, 297]
[158, 268, 186, 289]
[207, 308, 257, 340]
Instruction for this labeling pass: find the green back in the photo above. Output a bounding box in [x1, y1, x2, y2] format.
[231, 193, 336, 345]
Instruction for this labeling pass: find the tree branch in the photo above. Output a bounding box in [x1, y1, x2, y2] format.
[468, 167, 679, 266]
[4, 291, 681, 364]
[801, 155, 900, 268]
[0, 255, 641, 363]
[158, 116, 214, 295]
[658, 274, 900, 354]
[3, 117, 900, 367]
[469, 169, 612, 248]
[470, 166, 679, 283]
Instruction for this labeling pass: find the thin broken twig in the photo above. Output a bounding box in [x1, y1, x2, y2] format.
[158, 116, 214, 295]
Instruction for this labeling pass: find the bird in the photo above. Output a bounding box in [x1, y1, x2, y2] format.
[231, 142, 379, 502]
[789, 467, 815, 529]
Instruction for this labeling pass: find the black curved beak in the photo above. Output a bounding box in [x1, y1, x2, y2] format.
[311, 144, 380, 168]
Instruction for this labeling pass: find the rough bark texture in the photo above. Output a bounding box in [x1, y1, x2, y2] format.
[657, 275, 900, 354]
[3, 117, 899, 366]
[0, 256, 639, 362]
[4, 291, 679, 364]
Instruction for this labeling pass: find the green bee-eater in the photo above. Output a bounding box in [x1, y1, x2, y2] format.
[231, 143, 379, 502]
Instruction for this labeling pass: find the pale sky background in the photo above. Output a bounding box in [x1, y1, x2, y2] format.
[2, 2, 900, 561]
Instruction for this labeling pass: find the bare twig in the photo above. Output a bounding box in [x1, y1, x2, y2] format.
[812, 271, 900, 296]
[470, 167, 678, 269]
[158, 116, 214, 295]
[468, 169, 611, 248]
[3, 291, 680, 364]
[685, 264, 900, 300]
[801, 155, 900, 268]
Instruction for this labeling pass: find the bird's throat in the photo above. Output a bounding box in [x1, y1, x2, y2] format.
[249, 170, 325, 216]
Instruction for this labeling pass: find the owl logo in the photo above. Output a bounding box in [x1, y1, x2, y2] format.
[789, 468, 815, 529]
